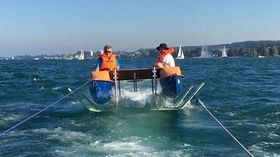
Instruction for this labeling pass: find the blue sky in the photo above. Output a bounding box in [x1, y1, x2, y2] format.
[0, 0, 280, 56]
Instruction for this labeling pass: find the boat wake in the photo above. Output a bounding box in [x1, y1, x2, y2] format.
[73, 87, 160, 111]
[71, 81, 162, 110]
[70, 81, 204, 112]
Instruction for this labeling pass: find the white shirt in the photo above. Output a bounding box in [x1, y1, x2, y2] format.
[162, 53, 175, 67]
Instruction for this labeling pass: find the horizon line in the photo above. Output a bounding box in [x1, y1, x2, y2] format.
[1, 39, 280, 57]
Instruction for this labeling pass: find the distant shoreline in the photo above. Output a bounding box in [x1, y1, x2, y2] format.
[1, 40, 279, 60]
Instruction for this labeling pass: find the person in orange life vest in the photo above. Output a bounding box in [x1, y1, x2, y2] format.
[154, 43, 175, 68]
[95, 45, 120, 71]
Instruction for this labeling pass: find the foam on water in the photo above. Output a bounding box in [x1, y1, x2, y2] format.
[1, 114, 22, 122]
[52, 86, 62, 90]
[45, 129, 153, 156]
[250, 142, 280, 157]
[32, 77, 40, 82]
[54, 137, 192, 157]
[103, 140, 150, 151]
[39, 86, 46, 90]
[55, 147, 188, 157]
[268, 132, 280, 139]
[225, 111, 237, 117]
[0, 114, 22, 126]
[120, 88, 152, 107]
[32, 127, 90, 143]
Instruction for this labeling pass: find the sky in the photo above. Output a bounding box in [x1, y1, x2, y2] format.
[0, 0, 280, 56]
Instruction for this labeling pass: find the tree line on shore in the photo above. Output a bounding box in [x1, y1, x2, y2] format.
[128, 40, 280, 58]
[186, 45, 279, 57]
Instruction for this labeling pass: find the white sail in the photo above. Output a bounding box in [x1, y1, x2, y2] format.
[78, 51, 85, 60]
[176, 45, 184, 59]
[222, 46, 228, 58]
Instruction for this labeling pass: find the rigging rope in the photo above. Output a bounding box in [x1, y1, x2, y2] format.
[196, 99, 255, 157]
[0, 79, 92, 137]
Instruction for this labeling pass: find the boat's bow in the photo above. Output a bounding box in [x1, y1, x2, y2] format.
[89, 71, 114, 104]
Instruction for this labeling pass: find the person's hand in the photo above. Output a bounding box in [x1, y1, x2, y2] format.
[154, 62, 164, 68]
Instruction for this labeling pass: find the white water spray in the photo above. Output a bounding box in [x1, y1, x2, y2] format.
[200, 44, 211, 58]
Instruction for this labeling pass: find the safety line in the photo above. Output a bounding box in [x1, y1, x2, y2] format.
[197, 99, 255, 157]
[0, 79, 92, 137]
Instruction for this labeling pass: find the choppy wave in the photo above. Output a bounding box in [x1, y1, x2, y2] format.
[250, 142, 280, 157]
[0, 113, 23, 127]
[1, 58, 280, 156]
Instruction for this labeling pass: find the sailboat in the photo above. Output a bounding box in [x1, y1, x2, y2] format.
[78, 51, 85, 60]
[176, 45, 184, 59]
[222, 46, 228, 58]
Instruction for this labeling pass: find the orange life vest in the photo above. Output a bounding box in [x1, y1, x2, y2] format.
[156, 48, 174, 63]
[99, 53, 118, 71]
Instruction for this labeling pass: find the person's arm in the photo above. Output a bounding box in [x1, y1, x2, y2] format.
[95, 58, 102, 71]
[115, 58, 120, 70]
[153, 57, 163, 68]
[154, 62, 164, 68]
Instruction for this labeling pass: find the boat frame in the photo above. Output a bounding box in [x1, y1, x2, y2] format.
[85, 67, 204, 112]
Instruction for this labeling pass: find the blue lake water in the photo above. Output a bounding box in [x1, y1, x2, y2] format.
[0, 57, 279, 157]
